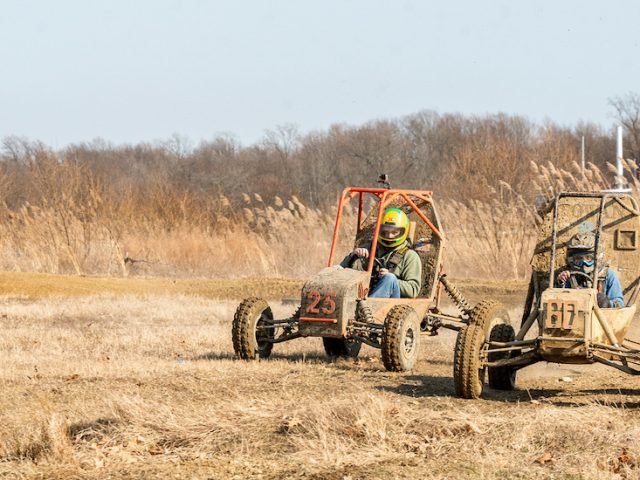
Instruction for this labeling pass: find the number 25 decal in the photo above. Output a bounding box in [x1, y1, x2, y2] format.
[306, 290, 337, 315]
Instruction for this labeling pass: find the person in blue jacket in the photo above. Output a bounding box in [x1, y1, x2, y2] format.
[556, 231, 624, 308]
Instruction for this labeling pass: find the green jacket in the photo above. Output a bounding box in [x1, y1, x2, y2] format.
[340, 241, 422, 298]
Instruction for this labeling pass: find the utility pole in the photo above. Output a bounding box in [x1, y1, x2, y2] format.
[616, 126, 624, 189]
[581, 135, 585, 175]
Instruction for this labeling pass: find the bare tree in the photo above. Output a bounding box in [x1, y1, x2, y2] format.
[609, 92, 640, 161]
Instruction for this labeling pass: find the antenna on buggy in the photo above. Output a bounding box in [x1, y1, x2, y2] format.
[377, 174, 390, 189]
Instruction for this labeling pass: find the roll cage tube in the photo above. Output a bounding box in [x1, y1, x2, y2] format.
[327, 187, 443, 272]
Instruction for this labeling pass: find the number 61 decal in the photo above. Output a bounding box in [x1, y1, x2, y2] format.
[306, 290, 337, 315]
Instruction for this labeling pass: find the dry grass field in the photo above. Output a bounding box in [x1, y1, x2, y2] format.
[2, 273, 640, 479]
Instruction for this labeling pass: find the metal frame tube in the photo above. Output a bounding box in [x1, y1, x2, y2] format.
[593, 355, 640, 375]
[328, 189, 351, 266]
[548, 196, 560, 287]
[537, 336, 585, 343]
[270, 333, 303, 343]
[488, 339, 537, 348]
[593, 303, 620, 347]
[357, 192, 364, 235]
[400, 193, 444, 240]
[350, 334, 381, 349]
[367, 192, 388, 272]
[516, 308, 538, 341]
[485, 350, 540, 368]
[591, 196, 606, 287]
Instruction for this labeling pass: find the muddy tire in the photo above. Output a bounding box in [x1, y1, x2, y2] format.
[322, 337, 362, 358]
[453, 323, 486, 399]
[232, 298, 274, 360]
[472, 300, 511, 336]
[488, 323, 516, 391]
[453, 300, 510, 399]
[381, 305, 421, 372]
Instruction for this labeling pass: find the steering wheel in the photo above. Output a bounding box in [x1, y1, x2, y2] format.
[566, 270, 594, 286]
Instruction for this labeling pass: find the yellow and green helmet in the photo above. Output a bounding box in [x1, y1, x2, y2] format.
[378, 207, 409, 248]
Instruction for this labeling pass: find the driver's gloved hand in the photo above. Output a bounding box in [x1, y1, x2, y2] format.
[557, 270, 571, 285]
[596, 292, 611, 308]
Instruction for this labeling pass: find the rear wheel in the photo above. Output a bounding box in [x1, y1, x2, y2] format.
[453, 300, 510, 399]
[232, 298, 274, 360]
[322, 337, 362, 358]
[381, 305, 421, 372]
[488, 323, 517, 390]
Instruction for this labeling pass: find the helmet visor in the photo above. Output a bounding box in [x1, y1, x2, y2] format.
[380, 224, 405, 240]
[570, 252, 594, 268]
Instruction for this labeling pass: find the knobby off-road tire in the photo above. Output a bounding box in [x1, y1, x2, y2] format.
[381, 305, 421, 372]
[453, 323, 486, 399]
[232, 297, 274, 360]
[453, 300, 510, 399]
[322, 337, 362, 358]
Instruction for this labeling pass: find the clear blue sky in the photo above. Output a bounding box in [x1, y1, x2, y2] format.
[2, 0, 639, 148]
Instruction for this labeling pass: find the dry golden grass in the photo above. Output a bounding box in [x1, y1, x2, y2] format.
[2, 282, 640, 479]
[0, 192, 537, 281]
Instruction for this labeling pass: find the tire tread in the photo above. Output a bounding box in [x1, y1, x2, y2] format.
[232, 297, 273, 360]
[381, 305, 420, 372]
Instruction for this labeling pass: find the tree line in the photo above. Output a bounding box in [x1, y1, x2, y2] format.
[2, 94, 640, 216]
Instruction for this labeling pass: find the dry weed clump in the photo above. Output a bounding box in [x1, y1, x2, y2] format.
[441, 193, 536, 279]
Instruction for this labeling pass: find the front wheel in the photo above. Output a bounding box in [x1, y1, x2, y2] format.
[453, 300, 511, 399]
[381, 305, 421, 372]
[322, 337, 362, 358]
[453, 323, 486, 399]
[232, 298, 274, 360]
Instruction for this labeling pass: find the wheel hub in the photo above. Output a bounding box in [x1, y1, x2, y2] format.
[404, 328, 415, 354]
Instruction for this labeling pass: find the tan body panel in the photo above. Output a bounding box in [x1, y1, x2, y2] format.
[299, 267, 369, 338]
[600, 304, 636, 344]
[539, 288, 637, 362]
[539, 288, 592, 362]
[366, 297, 432, 324]
[298, 267, 433, 338]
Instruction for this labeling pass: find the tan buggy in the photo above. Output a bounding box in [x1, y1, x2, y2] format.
[453, 191, 640, 399]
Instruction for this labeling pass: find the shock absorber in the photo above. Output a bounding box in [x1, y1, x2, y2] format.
[439, 274, 473, 315]
[356, 299, 375, 324]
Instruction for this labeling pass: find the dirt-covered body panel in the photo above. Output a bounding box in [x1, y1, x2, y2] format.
[539, 288, 593, 362]
[365, 297, 431, 324]
[299, 267, 369, 338]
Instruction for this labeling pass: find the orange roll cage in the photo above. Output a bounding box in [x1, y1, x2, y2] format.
[327, 187, 444, 272]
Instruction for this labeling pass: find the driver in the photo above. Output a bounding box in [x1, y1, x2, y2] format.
[341, 207, 422, 298]
[556, 231, 624, 308]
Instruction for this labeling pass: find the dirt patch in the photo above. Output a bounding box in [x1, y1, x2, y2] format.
[0, 271, 302, 300]
[0, 272, 527, 305]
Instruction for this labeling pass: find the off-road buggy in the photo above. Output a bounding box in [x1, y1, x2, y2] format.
[232, 183, 506, 371]
[453, 191, 640, 398]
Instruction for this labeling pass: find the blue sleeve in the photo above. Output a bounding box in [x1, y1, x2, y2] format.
[605, 269, 625, 307]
